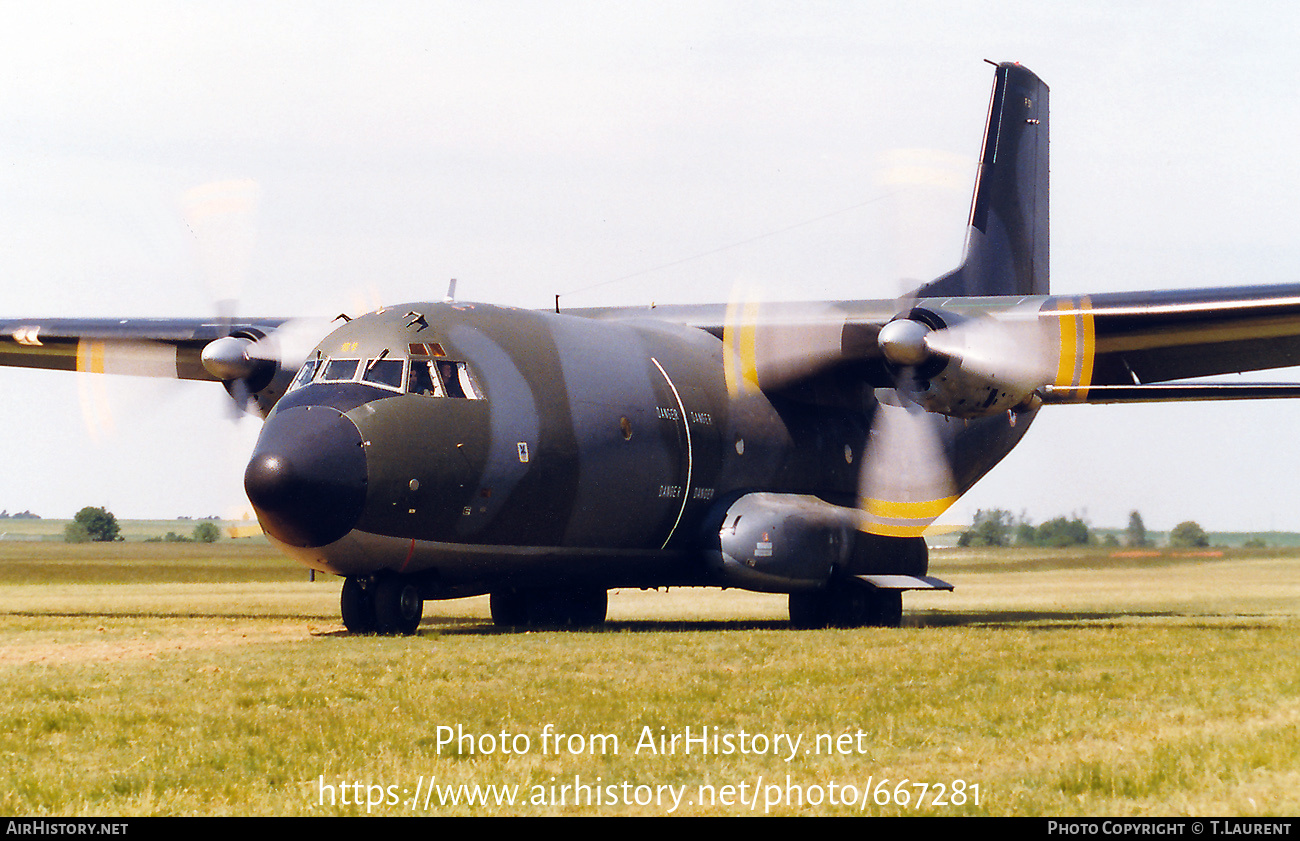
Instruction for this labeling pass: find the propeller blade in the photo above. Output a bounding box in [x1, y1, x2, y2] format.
[716, 151, 966, 398]
[75, 369, 115, 443]
[244, 317, 335, 372]
[857, 388, 957, 537]
[722, 283, 892, 396]
[181, 179, 261, 316]
[877, 148, 969, 298]
[182, 178, 266, 418]
[722, 283, 765, 398]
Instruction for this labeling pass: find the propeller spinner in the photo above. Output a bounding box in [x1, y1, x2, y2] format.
[876, 317, 932, 368]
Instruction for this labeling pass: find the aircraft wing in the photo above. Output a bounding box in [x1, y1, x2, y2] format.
[1041, 283, 1300, 404]
[0, 317, 289, 380]
[9, 281, 1300, 404]
[576, 283, 1300, 405]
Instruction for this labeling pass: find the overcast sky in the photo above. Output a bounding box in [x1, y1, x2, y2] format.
[4, 1, 1300, 531]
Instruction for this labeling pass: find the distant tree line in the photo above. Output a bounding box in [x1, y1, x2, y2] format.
[0, 510, 41, 519]
[958, 508, 1214, 549]
[145, 522, 221, 543]
[63, 507, 221, 543]
[957, 509, 1015, 547]
[958, 509, 1094, 548]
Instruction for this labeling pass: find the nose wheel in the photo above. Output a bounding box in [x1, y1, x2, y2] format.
[341, 574, 423, 635]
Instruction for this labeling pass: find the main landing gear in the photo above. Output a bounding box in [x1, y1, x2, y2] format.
[341, 574, 423, 635]
[489, 588, 608, 629]
[788, 577, 903, 629]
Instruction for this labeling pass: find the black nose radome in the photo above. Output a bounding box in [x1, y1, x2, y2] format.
[244, 405, 367, 548]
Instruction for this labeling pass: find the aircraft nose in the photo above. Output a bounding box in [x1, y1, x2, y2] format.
[244, 405, 368, 548]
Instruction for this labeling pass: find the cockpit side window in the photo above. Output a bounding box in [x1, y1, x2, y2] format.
[437, 360, 481, 399]
[287, 359, 320, 392]
[407, 359, 444, 397]
[462, 366, 481, 399]
[405, 340, 482, 399]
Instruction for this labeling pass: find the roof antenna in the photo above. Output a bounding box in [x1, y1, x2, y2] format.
[444, 278, 457, 303]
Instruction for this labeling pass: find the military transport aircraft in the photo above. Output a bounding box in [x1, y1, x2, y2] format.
[5, 62, 1300, 634]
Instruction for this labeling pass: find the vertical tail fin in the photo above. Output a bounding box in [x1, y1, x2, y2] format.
[919, 62, 1049, 298]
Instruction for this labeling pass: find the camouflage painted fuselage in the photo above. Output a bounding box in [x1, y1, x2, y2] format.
[246, 301, 1032, 598]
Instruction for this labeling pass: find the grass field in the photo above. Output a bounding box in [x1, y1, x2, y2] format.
[1, 541, 1297, 816]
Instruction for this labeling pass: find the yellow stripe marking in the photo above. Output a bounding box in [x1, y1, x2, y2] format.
[75, 340, 106, 374]
[1054, 300, 1077, 388]
[863, 522, 930, 538]
[1051, 297, 1096, 400]
[1076, 297, 1095, 400]
[863, 495, 958, 520]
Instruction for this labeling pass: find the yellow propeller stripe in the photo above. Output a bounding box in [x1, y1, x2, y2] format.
[862, 495, 958, 520]
[862, 522, 929, 538]
[739, 299, 759, 392]
[722, 296, 761, 396]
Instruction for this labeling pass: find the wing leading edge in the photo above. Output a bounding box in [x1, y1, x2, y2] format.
[0, 317, 290, 381]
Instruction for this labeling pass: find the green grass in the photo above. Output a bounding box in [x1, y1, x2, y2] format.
[1, 544, 1297, 816]
[0, 541, 295, 585]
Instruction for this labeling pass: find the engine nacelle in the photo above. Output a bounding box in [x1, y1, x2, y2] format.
[893, 307, 1052, 419]
[917, 357, 1034, 418]
[708, 493, 934, 593]
[709, 493, 855, 592]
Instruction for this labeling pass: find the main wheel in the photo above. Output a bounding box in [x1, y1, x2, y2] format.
[789, 580, 904, 628]
[866, 588, 903, 628]
[490, 590, 529, 627]
[789, 590, 832, 629]
[373, 575, 423, 635]
[566, 589, 608, 628]
[341, 576, 376, 634]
